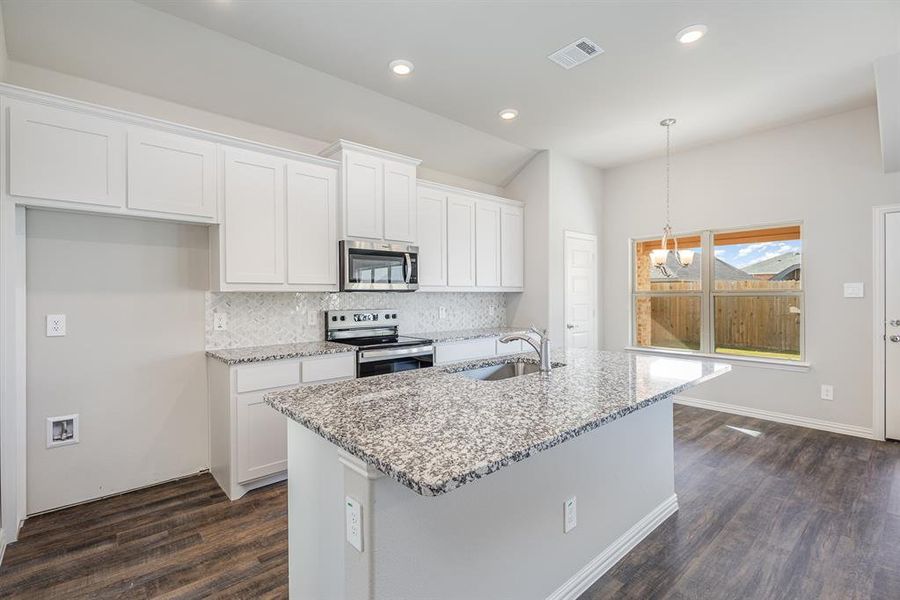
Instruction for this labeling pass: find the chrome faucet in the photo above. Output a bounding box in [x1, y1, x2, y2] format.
[499, 326, 552, 373]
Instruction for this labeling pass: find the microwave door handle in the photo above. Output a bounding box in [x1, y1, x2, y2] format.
[404, 253, 412, 284]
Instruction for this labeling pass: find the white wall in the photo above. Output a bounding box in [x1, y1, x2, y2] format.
[4, 60, 505, 196]
[0, 3, 7, 81]
[548, 153, 603, 347]
[602, 106, 900, 430]
[26, 210, 209, 514]
[504, 151, 551, 332]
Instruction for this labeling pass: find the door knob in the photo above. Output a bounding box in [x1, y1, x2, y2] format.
[566, 324, 575, 329]
[891, 335, 900, 343]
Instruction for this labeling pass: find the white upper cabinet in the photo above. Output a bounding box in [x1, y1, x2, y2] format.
[383, 161, 417, 242]
[343, 150, 383, 239]
[501, 204, 525, 289]
[127, 127, 217, 219]
[416, 187, 447, 288]
[322, 140, 421, 243]
[447, 195, 477, 287]
[8, 100, 126, 208]
[475, 201, 502, 287]
[286, 160, 338, 286]
[222, 147, 286, 284]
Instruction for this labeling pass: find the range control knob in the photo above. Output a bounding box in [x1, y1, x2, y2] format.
[384, 313, 391, 320]
[340, 315, 346, 321]
[392, 313, 397, 319]
[331, 316, 337, 322]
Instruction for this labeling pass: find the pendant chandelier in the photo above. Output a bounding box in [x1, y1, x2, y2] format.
[649, 118, 694, 277]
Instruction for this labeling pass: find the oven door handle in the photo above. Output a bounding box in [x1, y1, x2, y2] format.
[358, 345, 433, 363]
[404, 253, 412, 284]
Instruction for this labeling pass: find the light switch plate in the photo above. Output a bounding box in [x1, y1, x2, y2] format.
[345, 496, 363, 552]
[843, 282, 864, 298]
[307, 310, 317, 327]
[46, 314, 66, 337]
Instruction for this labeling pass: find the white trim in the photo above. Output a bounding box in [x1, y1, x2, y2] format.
[626, 346, 810, 372]
[872, 204, 900, 442]
[545, 494, 678, 600]
[0, 528, 6, 566]
[563, 230, 599, 351]
[319, 138, 422, 166]
[675, 396, 876, 440]
[337, 450, 383, 480]
[417, 178, 524, 208]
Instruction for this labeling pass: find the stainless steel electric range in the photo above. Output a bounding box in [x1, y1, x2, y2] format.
[325, 309, 433, 378]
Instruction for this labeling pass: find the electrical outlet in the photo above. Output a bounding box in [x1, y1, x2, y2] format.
[345, 496, 363, 552]
[489, 305, 496, 316]
[46, 314, 66, 337]
[213, 312, 228, 331]
[307, 310, 318, 327]
[843, 282, 864, 298]
[564, 497, 577, 533]
[47, 414, 79, 448]
[439, 306, 447, 320]
[821, 384, 834, 401]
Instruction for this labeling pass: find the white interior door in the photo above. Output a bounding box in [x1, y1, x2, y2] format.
[564, 231, 597, 350]
[885, 212, 900, 440]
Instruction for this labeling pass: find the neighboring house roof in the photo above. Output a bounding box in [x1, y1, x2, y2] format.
[650, 254, 755, 282]
[743, 252, 802, 275]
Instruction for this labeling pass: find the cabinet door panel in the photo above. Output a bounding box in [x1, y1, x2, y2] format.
[8, 101, 125, 207]
[447, 195, 476, 287]
[345, 151, 382, 239]
[223, 148, 285, 284]
[476, 201, 502, 287]
[127, 127, 216, 218]
[236, 391, 287, 483]
[383, 161, 417, 242]
[501, 205, 525, 288]
[286, 160, 338, 286]
[416, 189, 447, 287]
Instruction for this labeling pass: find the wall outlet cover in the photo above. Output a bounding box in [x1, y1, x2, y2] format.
[213, 312, 228, 331]
[439, 306, 447, 320]
[345, 496, 363, 552]
[843, 282, 864, 298]
[46, 314, 66, 337]
[564, 496, 577, 533]
[307, 310, 318, 327]
[821, 384, 834, 401]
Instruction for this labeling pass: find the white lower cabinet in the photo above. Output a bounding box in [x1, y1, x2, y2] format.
[433, 335, 530, 365]
[207, 352, 355, 500]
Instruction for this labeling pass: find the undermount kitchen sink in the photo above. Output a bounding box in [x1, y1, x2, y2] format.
[454, 361, 561, 381]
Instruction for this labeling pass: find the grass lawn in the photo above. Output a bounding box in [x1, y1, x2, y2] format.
[715, 346, 801, 361]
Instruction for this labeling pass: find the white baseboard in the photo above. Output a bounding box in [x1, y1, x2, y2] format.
[546, 494, 678, 600]
[675, 396, 875, 440]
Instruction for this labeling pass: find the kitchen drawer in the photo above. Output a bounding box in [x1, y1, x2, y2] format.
[301, 353, 356, 383]
[434, 337, 496, 364]
[235, 360, 300, 393]
[496, 338, 527, 355]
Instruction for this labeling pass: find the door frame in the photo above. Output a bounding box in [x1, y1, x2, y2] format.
[872, 204, 900, 442]
[563, 230, 599, 351]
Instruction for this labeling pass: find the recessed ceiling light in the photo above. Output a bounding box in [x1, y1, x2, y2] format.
[676, 24, 708, 44]
[389, 59, 414, 76]
[498, 109, 519, 121]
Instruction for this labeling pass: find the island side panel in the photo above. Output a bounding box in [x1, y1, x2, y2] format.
[369, 398, 676, 600]
[287, 419, 346, 600]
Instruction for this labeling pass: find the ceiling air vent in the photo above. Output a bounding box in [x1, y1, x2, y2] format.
[547, 37, 604, 70]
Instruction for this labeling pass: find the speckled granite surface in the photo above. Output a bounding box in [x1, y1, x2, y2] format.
[410, 326, 530, 343]
[206, 341, 355, 365]
[266, 349, 730, 496]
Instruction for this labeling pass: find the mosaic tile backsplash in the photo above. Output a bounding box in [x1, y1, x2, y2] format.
[206, 292, 509, 349]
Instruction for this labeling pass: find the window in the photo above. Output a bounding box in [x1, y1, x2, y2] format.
[632, 225, 803, 362]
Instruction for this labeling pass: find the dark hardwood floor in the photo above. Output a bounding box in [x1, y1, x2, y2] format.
[1, 404, 898, 599]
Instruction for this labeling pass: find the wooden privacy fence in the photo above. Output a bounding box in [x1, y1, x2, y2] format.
[636, 294, 801, 353]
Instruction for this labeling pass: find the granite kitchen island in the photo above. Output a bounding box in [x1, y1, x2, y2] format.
[266, 349, 730, 600]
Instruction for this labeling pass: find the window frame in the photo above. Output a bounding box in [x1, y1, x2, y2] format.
[629, 222, 806, 367]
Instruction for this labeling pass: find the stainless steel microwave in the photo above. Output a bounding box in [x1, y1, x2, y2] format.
[340, 240, 419, 292]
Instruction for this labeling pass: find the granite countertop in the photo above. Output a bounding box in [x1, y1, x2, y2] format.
[409, 326, 530, 343]
[265, 349, 730, 496]
[206, 341, 355, 365]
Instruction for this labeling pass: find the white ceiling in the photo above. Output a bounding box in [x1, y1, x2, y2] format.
[3, 0, 899, 182]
